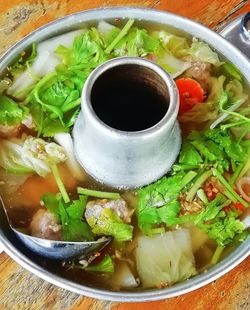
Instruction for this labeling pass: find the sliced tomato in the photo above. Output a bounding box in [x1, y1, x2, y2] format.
[175, 78, 206, 115]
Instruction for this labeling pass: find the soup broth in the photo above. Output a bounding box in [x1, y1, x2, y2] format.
[0, 18, 249, 291]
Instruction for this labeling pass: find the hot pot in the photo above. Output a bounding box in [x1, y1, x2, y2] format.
[0, 7, 249, 302]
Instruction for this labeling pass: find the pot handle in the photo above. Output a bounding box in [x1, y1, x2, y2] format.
[219, 11, 250, 59]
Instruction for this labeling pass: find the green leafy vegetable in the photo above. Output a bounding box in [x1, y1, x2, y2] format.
[211, 168, 248, 208]
[77, 187, 120, 199]
[136, 124, 248, 246]
[188, 38, 222, 66]
[193, 193, 228, 223]
[154, 30, 190, 57]
[187, 128, 246, 172]
[97, 21, 120, 46]
[50, 164, 69, 203]
[42, 193, 94, 242]
[105, 19, 135, 54]
[0, 95, 28, 126]
[9, 43, 37, 77]
[56, 31, 108, 67]
[41, 192, 60, 219]
[111, 27, 160, 57]
[137, 171, 197, 234]
[178, 141, 203, 166]
[222, 63, 242, 81]
[211, 245, 224, 265]
[0, 136, 70, 200]
[0, 136, 66, 175]
[199, 211, 245, 246]
[86, 207, 133, 242]
[186, 171, 212, 202]
[85, 255, 114, 273]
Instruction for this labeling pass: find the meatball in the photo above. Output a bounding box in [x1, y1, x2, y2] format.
[184, 62, 211, 90]
[29, 209, 62, 240]
[85, 198, 132, 223]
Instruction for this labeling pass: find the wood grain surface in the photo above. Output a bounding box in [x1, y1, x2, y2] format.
[0, 0, 250, 309]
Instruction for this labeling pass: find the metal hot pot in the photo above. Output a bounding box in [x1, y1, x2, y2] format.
[0, 7, 249, 302]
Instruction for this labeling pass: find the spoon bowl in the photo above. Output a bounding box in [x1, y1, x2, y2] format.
[12, 228, 111, 260]
[0, 198, 111, 260]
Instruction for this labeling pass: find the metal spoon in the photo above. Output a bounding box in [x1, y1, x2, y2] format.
[0, 198, 111, 261]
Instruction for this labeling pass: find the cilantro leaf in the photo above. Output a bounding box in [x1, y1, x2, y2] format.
[0, 95, 28, 126]
[85, 254, 114, 273]
[55, 31, 108, 67]
[9, 43, 37, 77]
[193, 193, 228, 224]
[199, 211, 245, 246]
[157, 200, 181, 226]
[66, 195, 88, 219]
[42, 193, 94, 242]
[86, 208, 133, 243]
[137, 171, 197, 234]
[41, 192, 60, 220]
[178, 140, 203, 166]
[187, 128, 246, 172]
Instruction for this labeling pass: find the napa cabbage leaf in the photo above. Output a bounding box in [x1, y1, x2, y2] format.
[136, 229, 197, 288]
[0, 136, 66, 176]
[188, 38, 222, 66]
[154, 30, 190, 57]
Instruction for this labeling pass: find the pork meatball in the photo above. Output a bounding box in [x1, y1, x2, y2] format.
[29, 209, 62, 240]
[85, 198, 132, 223]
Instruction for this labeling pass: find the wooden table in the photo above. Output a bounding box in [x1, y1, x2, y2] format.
[0, 1, 250, 309]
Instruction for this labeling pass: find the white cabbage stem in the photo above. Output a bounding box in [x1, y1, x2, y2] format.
[7, 30, 84, 99]
[54, 133, 86, 181]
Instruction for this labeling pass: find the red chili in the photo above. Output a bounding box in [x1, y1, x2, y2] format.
[223, 202, 246, 213]
[233, 202, 246, 212]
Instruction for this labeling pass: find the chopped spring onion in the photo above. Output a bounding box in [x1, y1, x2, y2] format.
[229, 162, 245, 186]
[180, 170, 198, 188]
[197, 189, 208, 205]
[186, 170, 212, 202]
[212, 168, 248, 208]
[211, 245, 224, 265]
[77, 187, 120, 199]
[51, 164, 70, 203]
[210, 95, 248, 129]
[151, 227, 166, 235]
[105, 19, 134, 54]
